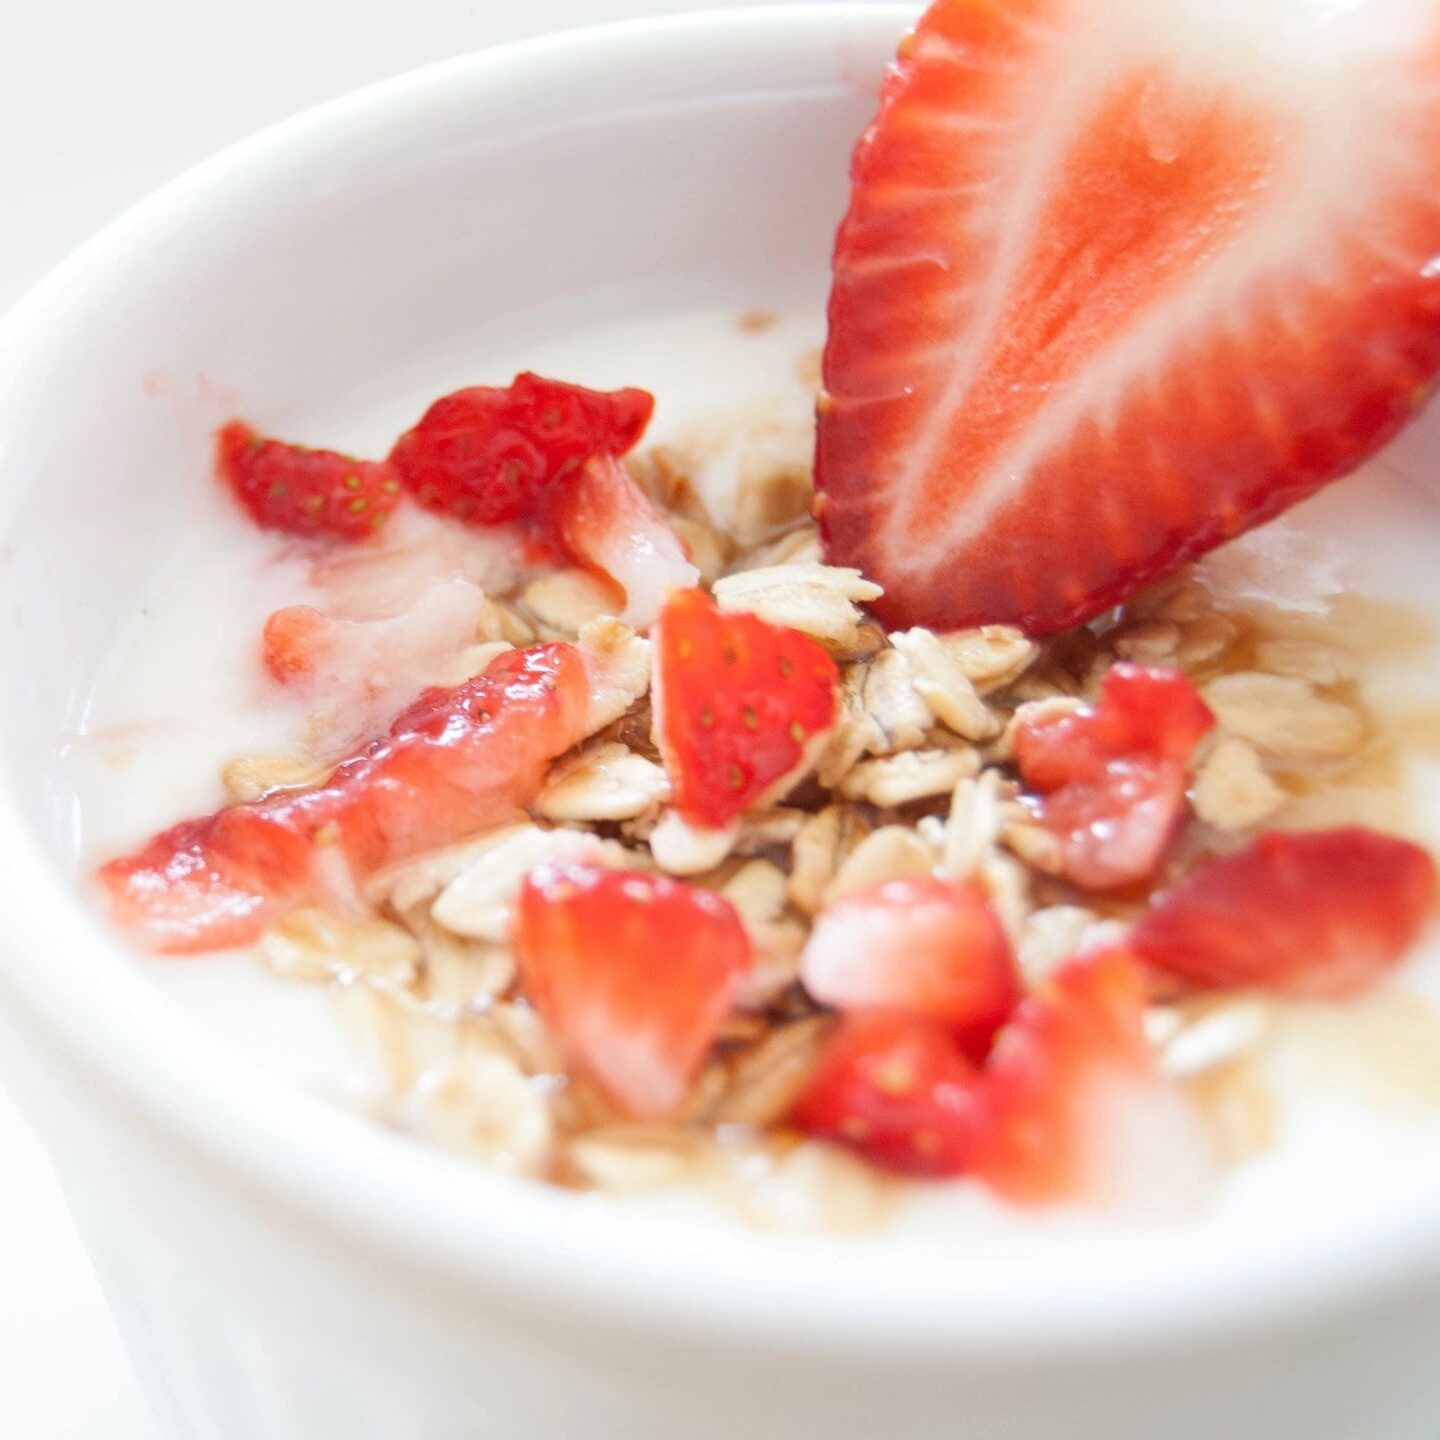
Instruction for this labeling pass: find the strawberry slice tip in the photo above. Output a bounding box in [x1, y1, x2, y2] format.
[549, 455, 699, 629]
[513, 862, 752, 1119]
[1131, 826, 1437, 998]
[817, 0, 1440, 633]
[653, 588, 840, 830]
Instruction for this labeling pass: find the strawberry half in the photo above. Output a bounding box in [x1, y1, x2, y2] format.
[100, 644, 590, 953]
[389, 373, 653, 528]
[799, 876, 1019, 1061]
[217, 420, 402, 540]
[816, 0, 1440, 634]
[514, 863, 752, 1119]
[549, 455, 698, 629]
[1132, 827, 1436, 998]
[652, 588, 839, 830]
[789, 1013, 982, 1178]
[1014, 664, 1213, 890]
[969, 947, 1213, 1208]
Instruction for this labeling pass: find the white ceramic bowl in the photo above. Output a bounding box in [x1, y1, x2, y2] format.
[4, 8, 1440, 1437]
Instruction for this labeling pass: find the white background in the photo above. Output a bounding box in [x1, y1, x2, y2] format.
[0, 2, 839, 1434]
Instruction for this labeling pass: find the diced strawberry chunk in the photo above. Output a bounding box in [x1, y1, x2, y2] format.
[1132, 826, 1436, 998]
[790, 1013, 982, 1178]
[548, 455, 698, 629]
[969, 947, 1213, 1209]
[217, 420, 402, 541]
[1014, 664, 1213, 890]
[261, 604, 329, 685]
[514, 863, 752, 1119]
[389, 373, 653, 528]
[100, 644, 590, 954]
[652, 589, 839, 830]
[799, 876, 1019, 1061]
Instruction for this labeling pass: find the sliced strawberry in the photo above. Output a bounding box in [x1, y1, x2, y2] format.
[217, 420, 401, 540]
[652, 588, 839, 830]
[970, 947, 1213, 1208]
[548, 455, 698, 629]
[513, 862, 752, 1119]
[1132, 827, 1436, 998]
[389, 373, 653, 528]
[1014, 664, 1213, 890]
[100, 644, 590, 953]
[816, 0, 1440, 634]
[790, 1013, 982, 1178]
[799, 876, 1019, 1061]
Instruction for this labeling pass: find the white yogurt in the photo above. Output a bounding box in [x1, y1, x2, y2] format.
[64, 304, 1440, 1244]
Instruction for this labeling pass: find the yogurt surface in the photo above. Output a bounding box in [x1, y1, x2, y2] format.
[65, 303, 1440, 1248]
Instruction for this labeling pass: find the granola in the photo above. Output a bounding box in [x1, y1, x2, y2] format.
[100, 359, 1438, 1232]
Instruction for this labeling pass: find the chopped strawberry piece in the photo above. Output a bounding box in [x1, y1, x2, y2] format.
[816, 0, 1440, 633]
[652, 588, 839, 830]
[790, 1013, 981, 1178]
[261, 605, 330, 684]
[389, 373, 653, 528]
[1132, 827, 1436, 998]
[217, 420, 401, 540]
[1014, 664, 1213, 890]
[970, 948, 1213, 1208]
[548, 455, 698, 629]
[100, 644, 590, 953]
[261, 579, 489, 702]
[799, 876, 1019, 1061]
[514, 863, 752, 1119]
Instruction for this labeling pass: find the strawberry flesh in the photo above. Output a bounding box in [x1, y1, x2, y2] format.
[217, 420, 402, 541]
[653, 588, 839, 830]
[799, 876, 1019, 1061]
[514, 862, 752, 1119]
[817, 0, 1440, 633]
[389, 373, 653, 529]
[1014, 664, 1213, 890]
[549, 455, 698, 629]
[100, 644, 589, 953]
[969, 947, 1212, 1208]
[790, 1013, 982, 1178]
[1132, 826, 1436, 998]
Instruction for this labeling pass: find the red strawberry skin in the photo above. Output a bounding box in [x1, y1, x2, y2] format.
[799, 876, 1019, 1061]
[816, 0, 1440, 634]
[100, 644, 589, 954]
[217, 421, 401, 540]
[790, 1013, 982, 1178]
[1132, 827, 1436, 998]
[653, 588, 839, 829]
[548, 455, 697, 629]
[969, 947, 1175, 1206]
[389, 373, 653, 528]
[514, 863, 752, 1119]
[1015, 664, 1213, 890]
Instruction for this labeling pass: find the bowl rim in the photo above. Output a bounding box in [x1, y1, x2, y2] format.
[2, 1, 1440, 1358]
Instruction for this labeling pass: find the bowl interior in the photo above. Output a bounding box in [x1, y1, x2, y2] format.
[5, 2, 1440, 1351]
